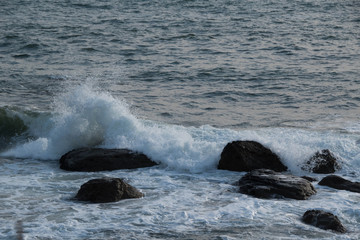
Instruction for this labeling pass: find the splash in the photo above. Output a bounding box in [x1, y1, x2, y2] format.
[0, 84, 223, 171]
[1, 83, 359, 175]
[2, 84, 136, 159]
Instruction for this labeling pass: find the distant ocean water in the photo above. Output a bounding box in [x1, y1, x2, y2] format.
[0, 0, 359, 239]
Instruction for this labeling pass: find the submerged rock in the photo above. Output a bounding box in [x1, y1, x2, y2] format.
[318, 175, 360, 193]
[218, 141, 287, 172]
[60, 148, 157, 171]
[238, 169, 316, 200]
[302, 149, 340, 174]
[76, 178, 144, 203]
[302, 210, 346, 233]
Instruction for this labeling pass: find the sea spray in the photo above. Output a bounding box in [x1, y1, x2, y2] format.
[0, 84, 221, 171]
[1, 84, 359, 175]
[1, 84, 135, 159]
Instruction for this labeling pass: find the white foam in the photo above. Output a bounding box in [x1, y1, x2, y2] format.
[1, 84, 359, 176]
[2, 84, 138, 160]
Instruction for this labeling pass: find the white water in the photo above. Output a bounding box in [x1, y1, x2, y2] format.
[2, 84, 360, 175]
[0, 84, 359, 239]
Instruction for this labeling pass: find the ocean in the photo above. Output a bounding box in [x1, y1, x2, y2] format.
[0, 0, 359, 239]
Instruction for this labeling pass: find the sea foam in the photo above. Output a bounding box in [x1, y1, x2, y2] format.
[1, 84, 223, 171]
[1, 84, 359, 175]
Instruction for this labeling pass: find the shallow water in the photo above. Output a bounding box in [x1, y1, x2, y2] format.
[1, 159, 360, 239]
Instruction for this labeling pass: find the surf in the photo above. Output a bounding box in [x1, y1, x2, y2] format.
[1, 83, 359, 176]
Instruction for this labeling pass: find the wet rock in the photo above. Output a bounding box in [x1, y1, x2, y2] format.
[318, 175, 360, 193]
[302, 149, 340, 174]
[301, 176, 318, 182]
[76, 178, 144, 203]
[60, 148, 157, 171]
[302, 210, 346, 233]
[218, 141, 287, 172]
[238, 169, 316, 200]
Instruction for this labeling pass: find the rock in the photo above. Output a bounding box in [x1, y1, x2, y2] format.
[301, 176, 318, 182]
[318, 175, 360, 193]
[218, 141, 287, 172]
[60, 148, 157, 171]
[302, 149, 340, 174]
[76, 178, 144, 203]
[302, 210, 346, 233]
[238, 169, 316, 200]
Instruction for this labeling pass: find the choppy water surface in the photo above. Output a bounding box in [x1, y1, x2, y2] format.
[1, 0, 359, 127]
[0, 0, 359, 239]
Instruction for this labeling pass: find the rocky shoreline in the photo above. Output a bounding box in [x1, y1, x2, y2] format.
[59, 140, 359, 234]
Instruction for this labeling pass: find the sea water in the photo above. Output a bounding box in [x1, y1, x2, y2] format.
[0, 0, 359, 239]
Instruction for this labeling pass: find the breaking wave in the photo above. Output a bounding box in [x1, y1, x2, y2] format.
[1, 83, 359, 175]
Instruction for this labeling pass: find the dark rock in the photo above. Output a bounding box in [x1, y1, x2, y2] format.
[302, 210, 346, 233]
[318, 175, 360, 193]
[303, 149, 340, 174]
[238, 169, 316, 200]
[76, 178, 144, 203]
[60, 148, 157, 171]
[301, 176, 318, 182]
[218, 141, 287, 172]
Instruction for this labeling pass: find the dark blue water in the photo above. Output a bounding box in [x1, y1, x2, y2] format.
[1, 1, 360, 239]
